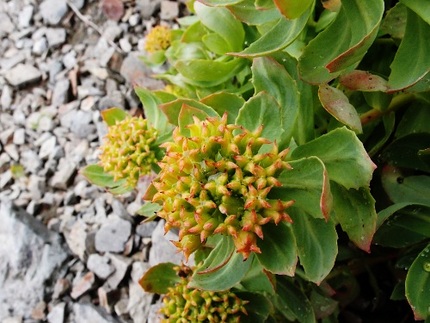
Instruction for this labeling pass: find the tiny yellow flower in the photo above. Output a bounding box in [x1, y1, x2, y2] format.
[161, 265, 248, 322]
[99, 116, 158, 188]
[144, 25, 172, 53]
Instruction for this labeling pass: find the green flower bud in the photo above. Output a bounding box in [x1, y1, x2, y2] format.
[161, 265, 248, 322]
[148, 114, 294, 259]
[99, 116, 158, 188]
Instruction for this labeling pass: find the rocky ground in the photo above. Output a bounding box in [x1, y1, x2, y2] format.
[0, 0, 189, 322]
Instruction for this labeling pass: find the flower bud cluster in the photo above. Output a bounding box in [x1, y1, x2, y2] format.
[150, 114, 294, 259]
[161, 266, 248, 322]
[144, 25, 172, 53]
[99, 116, 158, 188]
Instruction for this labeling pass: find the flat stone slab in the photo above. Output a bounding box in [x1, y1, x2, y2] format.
[4, 63, 42, 87]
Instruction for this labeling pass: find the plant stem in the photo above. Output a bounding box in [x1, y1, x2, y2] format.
[360, 93, 415, 125]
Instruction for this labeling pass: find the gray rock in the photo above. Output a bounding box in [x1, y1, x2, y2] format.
[39, 135, 57, 159]
[50, 158, 76, 189]
[160, 0, 179, 20]
[106, 254, 132, 289]
[4, 64, 42, 88]
[0, 13, 14, 37]
[1, 85, 13, 109]
[63, 219, 87, 260]
[147, 302, 164, 323]
[4, 144, 19, 161]
[32, 37, 48, 56]
[19, 5, 34, 29]
[130, 261, 150, 283]
[95, 217, 132, 253]
[63, 50, 77, 70]
[20, 150, 42, 174]
[72, 303, 119, 323]
[46, 28, 67, 48]
[0, 51, 26, 71]
[71, 272, 96, 299]
[87, 254, 115, 279]
[102, 22, 123, 42]
[119, 38, 132, 53]
[71, 110, 94, 138]
[27, 175, 46, 201]
[12, 128, 25, 145]
[47, 302, 65, 323]
[136, 221, 157, 238]
[0, 198, 68, 321]
[149, 220, 186, 266]
[52, 79, 70, 106]
[136, 0, 162, 19]
[127, 281, 153, 322]
[40, 0, 68, 25]
[120, 52, 164, 89]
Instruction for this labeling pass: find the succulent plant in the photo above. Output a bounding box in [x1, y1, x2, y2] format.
[161, 265, 248, 322]
[144, 25, 172, 53]
[98, 116, 158, 188]
[148, 113, 294, 259]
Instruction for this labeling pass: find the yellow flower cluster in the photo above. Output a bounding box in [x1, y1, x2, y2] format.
[149, 114, 294, 259]
[99, 116, 158, 188]
[144, 25, 172, 53]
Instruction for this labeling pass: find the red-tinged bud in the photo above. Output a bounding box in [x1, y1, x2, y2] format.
[234, 231, 261, 259]
[171, 235, 201, 261]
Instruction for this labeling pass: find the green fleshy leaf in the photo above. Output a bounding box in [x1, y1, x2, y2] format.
[160, 98, 218, 126]
[199, 0, 245, 6]
[100, 107, 129, 126]
[374, 204, 430, 248]
[227, 0, 282, 25]
[339, 70, 388, 92]
[251, 57, 300, 142]
[178, 103, 219, 135]
[298, 0, 384, 84]
[310, 290, 338, 319]
[202, 33, 231, 55]
[81, 164, 125, 188]
[388, 8, 430, 91]
[193, 235, 235, 275]
[289, 208, 338, 284]
[380, 133, 430, 173]
[200, 92, 245, 124]
[235, 91, 283, 143]
[135, 202, 162, 217]
[256, 222, 297, 276]
[240, 257, 275, 294]
[272, 156, 332, 220]
[231, 11, 310, 57]
[401, 0, 430, 25]
[190, 253, 253, 291]
[396, 103, 430, 138]
[139, 262, 180, 294]
[194, 1, 244, 52]
[380, 3, 407, 39]
[237, 292, 273, 322]
[318, 84, 363, 134]
[134, 87, 171, 134]
[276, 277, 317, 323]
[291, 127, 377, 189]
[331, 183, 377, 252]
[381, 166, 430, 206]
[405, 243, 430, 320]
[175, 58, 246, 86]
[273, 0, 314, 19]
[367, 112, 396, 157]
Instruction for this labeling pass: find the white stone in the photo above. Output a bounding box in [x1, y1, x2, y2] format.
[47, 302, 65, 323]
[13, 128, 25, 145]
[40, 0, 68, 25]
[87, 254, 115, 279]
[39, 135, 56, 159]
[46, 28, 66, 48]
[95, 217, 132, 253]
[4, 64, 42, 87]
[19, 5, 34, 29]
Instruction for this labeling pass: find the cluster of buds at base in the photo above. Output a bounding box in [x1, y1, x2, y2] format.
[144, 25, 172, 53]
[161, 265, 248, 322]
[149, 113, 294, 259]
[99, 116, 158, 188]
